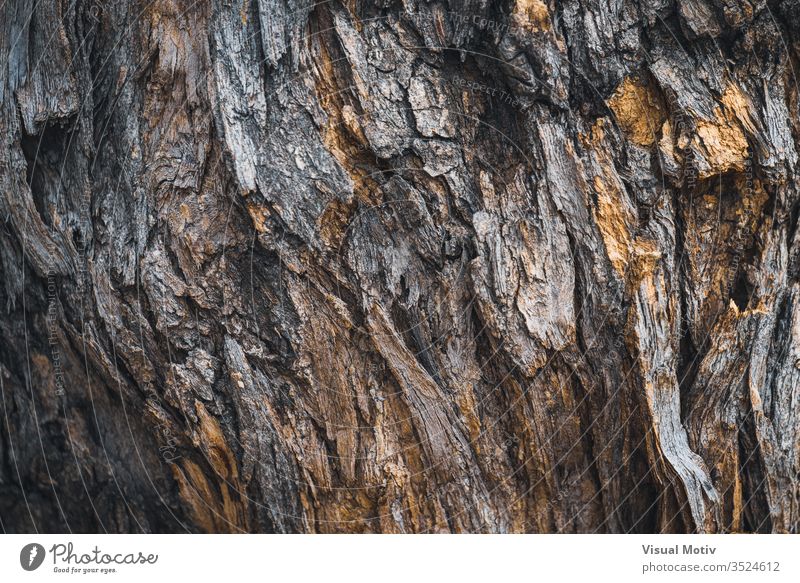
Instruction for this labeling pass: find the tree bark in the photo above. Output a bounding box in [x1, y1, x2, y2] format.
[1, 0, 799, 533]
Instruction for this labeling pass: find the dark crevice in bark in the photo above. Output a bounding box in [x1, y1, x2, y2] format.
[738, 408, 773, 533]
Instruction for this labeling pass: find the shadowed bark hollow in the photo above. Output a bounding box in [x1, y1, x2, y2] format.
[1, 0, 799, 533]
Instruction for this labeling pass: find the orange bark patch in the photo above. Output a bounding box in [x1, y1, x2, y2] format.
[318, 198, 355, 248]
[594, 175, 633, 275]
[607, 77, 667, 147]
[693, 86, 752, 178]
[246, 203, 269, 233]
[171, 401, 249, 533]
[513, 0, 551, 32]
[630, 238, 663, 287]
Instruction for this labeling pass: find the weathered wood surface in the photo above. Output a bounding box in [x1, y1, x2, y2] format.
[0, 0, 799, 533]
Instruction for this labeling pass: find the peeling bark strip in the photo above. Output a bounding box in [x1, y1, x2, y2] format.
[0, 0, 798, 534]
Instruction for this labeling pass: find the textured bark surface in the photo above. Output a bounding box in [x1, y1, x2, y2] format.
[1, 0, 799, 533]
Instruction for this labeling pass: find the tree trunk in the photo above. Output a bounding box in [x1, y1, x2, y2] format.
[1, 0, 799, 533]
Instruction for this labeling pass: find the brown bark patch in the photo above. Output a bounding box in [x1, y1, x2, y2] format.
[607, 77, 667, 147]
